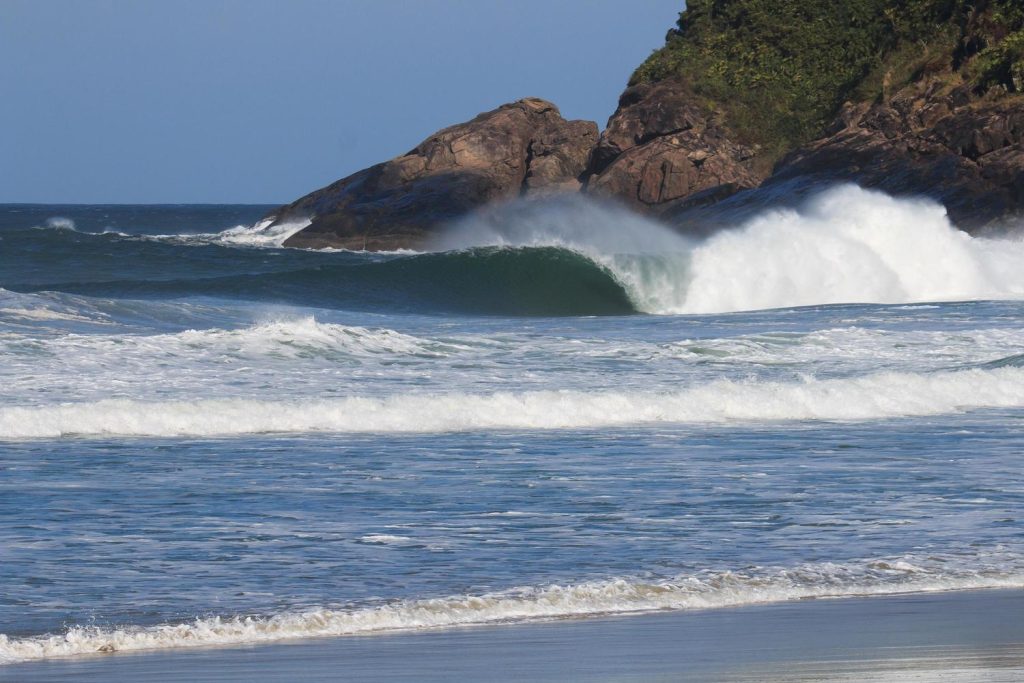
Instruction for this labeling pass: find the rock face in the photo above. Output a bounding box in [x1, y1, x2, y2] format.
[771, 80, 1024, 229]
[275, 83, 1024, 251]
[584, 80, 763, 211]
[276, 98, 597, 250]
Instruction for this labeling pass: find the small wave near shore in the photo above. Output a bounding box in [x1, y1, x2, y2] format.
[1, 555, 1020, 664]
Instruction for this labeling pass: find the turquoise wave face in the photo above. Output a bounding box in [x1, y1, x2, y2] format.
[0, 229, 636, 316]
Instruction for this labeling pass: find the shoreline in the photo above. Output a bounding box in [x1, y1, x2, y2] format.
[4, 587, 1023, 682]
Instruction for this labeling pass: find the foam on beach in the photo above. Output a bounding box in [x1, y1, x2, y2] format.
[1, 557, 1020, 664]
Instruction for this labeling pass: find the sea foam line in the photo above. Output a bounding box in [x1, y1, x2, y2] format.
[1, 559, 1020, 664]
[2, 366, 1024, 438]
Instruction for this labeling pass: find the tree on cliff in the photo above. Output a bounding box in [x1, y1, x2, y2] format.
[632, 0, 1024, 163]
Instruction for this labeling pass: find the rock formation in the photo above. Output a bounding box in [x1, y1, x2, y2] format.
[275, 98, 597, 250]
[275, 1, 1024, 249]
[770, 80, 1024, 230]
[583, 80, 762, 211]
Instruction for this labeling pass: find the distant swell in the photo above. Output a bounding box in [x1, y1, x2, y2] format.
[1, 557, 1020, 663]
[3, 366, 1023, 439]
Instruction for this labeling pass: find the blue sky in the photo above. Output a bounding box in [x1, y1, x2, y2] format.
[0, 1, 682, 203]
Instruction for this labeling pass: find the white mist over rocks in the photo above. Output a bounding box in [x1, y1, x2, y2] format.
[438, 186, 1024, 314]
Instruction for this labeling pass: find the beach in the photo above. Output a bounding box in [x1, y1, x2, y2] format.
[6, 2, 1024, 682]
[4, 589, 1022, 682]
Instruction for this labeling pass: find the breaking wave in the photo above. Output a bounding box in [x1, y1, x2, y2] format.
[154, 217, 313, 248]
[12, 246, 636, 316]
[3, 366, 1023, 439]
[39, 217, 77, 231]
[1, 556, 1019, 663]
[440, 186, 1024, 314]
[6, 186, 1024, 316]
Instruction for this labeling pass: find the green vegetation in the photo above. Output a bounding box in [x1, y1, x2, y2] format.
[632, 0, 1024, 163]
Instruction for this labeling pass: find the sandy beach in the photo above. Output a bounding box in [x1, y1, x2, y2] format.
[3, 588, 1022, 682]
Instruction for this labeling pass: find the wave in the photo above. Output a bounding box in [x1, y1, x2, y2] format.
[0, 288, 113, 326]
[657, 326, 1024, 369]
[12, 245, 636, 316]
[3, 366, 1023, 439]
[981, 352, 1024, 369]
[7, 186, 1024, 316]
[438, 186, 1024, 314]
[0, 307, 99, 324]
[170, 317, 470, 357]
[98, 317, 472, 360]
[677, 186, 1024, 313]
[1, 556, 1019, 663]
[147, 217, 312, 248]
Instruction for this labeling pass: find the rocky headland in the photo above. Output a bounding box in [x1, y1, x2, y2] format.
[272, 0, 1024, 249]
[278, 98, 596, 250]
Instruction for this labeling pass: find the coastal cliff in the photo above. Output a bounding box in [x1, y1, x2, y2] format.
[274, 0, 1024, 248]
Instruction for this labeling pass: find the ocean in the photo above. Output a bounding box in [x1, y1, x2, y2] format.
[1, 185, 1023, 666]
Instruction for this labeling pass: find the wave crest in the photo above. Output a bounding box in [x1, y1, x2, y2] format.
[3, 366, 1023, 439]
[439, 186, 1024, 314]
[170, 317, 468, 358]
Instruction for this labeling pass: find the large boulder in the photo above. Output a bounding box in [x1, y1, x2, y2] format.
[583, 80, 763, 211]
[276, 98, 598, 250]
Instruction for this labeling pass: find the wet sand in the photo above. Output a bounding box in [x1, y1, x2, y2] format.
[3, 588, 1023, 682]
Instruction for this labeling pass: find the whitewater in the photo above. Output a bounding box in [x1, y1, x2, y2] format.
[1, 186, 1024, 665]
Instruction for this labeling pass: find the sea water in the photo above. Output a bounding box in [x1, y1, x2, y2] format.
[1, 186, 1023, 662]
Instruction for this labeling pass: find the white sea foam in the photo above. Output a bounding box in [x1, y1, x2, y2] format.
[39, 217, 76, 231]
[209, 217, 312, 247]
[168, 317, 466, 358]
[2, 366, 1022, 439]
[359, 534, 413, 545]
[679, 186, 1024, 313]
[441, 186, 1024, 314]
[1, 557, 1019, 663]
[148, 217, 312, 248]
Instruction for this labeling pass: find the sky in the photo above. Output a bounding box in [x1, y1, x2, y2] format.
[0, 1, 683, 204]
